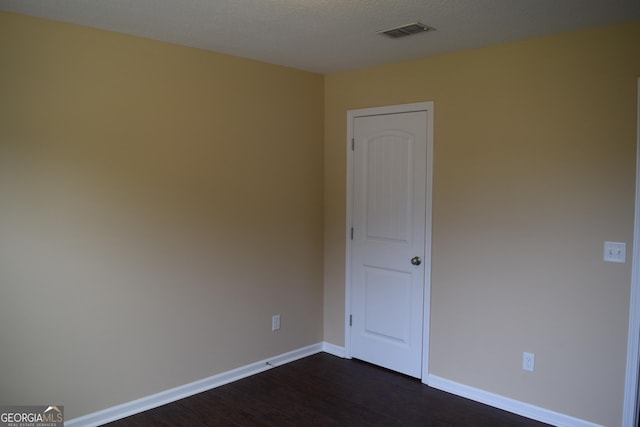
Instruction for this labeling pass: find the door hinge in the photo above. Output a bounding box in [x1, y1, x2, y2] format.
[349, 315, 352, 327]
[350, 227, 354, 240]
[351, 138, 354, 151]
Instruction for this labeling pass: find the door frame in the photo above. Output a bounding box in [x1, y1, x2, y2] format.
[345, 101, 434, 382]
[623, 77, 640, 427]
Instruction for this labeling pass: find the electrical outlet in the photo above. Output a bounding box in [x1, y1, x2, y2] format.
[523, 352, 535, 372]
[272, 315, 281, 331]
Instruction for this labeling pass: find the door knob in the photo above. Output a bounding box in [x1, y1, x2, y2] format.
[411, 256, 422, 266]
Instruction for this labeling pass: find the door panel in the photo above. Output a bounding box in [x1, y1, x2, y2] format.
[365, 132, 412, 243]
[350, 110, 428, 378]
[364, 266, 412, 343]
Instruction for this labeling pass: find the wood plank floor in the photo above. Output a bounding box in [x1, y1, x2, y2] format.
[104, 352, 551, 426]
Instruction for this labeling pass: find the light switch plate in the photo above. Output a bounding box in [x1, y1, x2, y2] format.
[604, 241, 626, 263]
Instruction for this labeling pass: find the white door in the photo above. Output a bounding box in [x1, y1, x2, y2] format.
[349, 105, 430, 378]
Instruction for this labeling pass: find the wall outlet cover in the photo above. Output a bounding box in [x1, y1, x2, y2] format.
[523, 352, 535, 372]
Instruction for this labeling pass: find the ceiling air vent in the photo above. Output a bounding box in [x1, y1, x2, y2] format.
[377, 22, 433, 39]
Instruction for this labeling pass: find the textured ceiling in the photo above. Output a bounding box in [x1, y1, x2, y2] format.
[2, 0, 640, 73]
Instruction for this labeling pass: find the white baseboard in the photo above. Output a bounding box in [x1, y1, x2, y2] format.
[427, 374, 604, 427]
[65, 343, 324, 427]
[66, 344, 597, 427]
[322, 342, 346, 358]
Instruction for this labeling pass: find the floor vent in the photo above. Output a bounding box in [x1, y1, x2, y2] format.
[377, 22, 433, 39]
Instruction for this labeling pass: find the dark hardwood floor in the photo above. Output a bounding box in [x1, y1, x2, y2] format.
[104, 352, 550, 426]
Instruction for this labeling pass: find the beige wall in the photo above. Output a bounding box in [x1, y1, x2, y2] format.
[0, 12, 324, 420]
[324, 21, 640, 426]
[3, 9, 640, 426]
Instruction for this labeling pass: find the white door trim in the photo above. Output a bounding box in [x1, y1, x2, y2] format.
[345, 101, 434, 383]
[623, 77, 640, 427]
